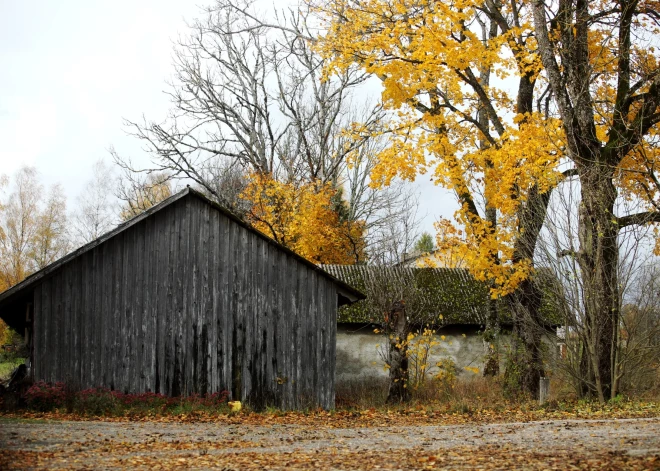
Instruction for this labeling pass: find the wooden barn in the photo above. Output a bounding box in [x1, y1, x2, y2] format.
[0, 187, 363, 410]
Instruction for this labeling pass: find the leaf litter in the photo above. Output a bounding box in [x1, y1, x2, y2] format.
[0, 408, 659, 470]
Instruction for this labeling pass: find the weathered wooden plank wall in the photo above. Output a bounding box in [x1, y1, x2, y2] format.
[32, 193, 338, 409]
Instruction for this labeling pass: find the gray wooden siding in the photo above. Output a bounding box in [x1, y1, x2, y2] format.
[32, 194, 337, 409]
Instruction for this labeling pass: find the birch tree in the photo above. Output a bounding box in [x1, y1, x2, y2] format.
[0, 167, 69, 287]
[71, 160, 118, 245]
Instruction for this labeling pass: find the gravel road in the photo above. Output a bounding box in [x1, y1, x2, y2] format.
[1, 417, 659, 469]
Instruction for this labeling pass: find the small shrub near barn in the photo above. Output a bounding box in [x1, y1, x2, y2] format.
[19, 381, 230, 416]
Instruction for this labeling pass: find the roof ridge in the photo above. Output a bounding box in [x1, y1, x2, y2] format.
[0, 187, 365, 308]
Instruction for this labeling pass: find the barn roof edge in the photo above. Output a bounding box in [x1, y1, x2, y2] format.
[0, 187, 365, 308]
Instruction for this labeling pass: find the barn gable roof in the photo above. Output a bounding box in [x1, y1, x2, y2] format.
[0, 187, 364, 311]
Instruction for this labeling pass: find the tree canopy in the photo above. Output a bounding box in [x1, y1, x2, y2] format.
[317, 0, 660, 400]
[318, 0, 566, 296]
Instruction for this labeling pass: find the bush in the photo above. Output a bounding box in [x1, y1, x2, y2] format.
[24, 381, 66, 411]
[0, 357, 25, 382]
[75, 388, 120, 416]
[19, 382, 230, 416]
[113, 391, 174, 413]
[335, 374, 508, 411]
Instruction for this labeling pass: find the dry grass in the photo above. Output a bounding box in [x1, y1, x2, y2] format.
[335, 377, 388, 409]
[336, 373, 660, 415]
[335, 375, 519, 412]
[0, 358, 24, 382]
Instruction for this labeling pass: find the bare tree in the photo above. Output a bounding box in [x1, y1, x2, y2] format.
[71, 160, 118, 246]
[532, 0, 660, 401]
[536, 176, 659, 399]
[116, 169, 174, 221]
[361, 268, 431, 403]
[617, 264, 660, 395]
[114, 0, 419, 262]
[364, 187, 422, 266]
[119, 1, 376, 188]
[342, 132, 423, 265]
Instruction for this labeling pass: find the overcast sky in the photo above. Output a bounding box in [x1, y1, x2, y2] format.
[0, 0, 456, 236]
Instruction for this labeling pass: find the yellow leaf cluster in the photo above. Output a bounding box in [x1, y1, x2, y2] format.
[439, 212, 534, 298]
[240, 174, 365, 264]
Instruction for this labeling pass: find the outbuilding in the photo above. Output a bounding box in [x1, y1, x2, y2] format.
[322, 265, 561, 384]
[0, 187, 363, 410]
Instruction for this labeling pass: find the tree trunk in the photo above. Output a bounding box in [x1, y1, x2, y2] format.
[482, 298, 500, 377]
[505, 176, 552, 395]
[578, 343, 593, 398]
[479, 16, 501, 377]
[497, 69, 547, 390]
[577, 169, 620, 402]
[506, 277, 545, 397]
[386, 301, 410, 403]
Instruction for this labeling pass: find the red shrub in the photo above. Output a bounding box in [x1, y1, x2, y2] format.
[24, 381, 66, 411]
[21, 382, 230, 415]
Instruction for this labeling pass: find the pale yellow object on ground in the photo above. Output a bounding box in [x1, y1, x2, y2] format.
[228, 401, 242, 412]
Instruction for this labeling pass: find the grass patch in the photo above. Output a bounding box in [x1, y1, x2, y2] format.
[0, 358, 25, 381]
[2, 375, 658, 422]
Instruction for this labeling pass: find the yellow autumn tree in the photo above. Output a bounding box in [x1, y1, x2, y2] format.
[414, 221, 467, 269]
[0, 168, 69, 346]
[241, 173, 365, 264]
[316, 0, 568, 389]
[318, 0, 660, 399]
[318, 0, 564, 295]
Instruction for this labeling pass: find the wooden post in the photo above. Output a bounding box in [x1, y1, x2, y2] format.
[539, 377, 550, 404]
[24, 303, 32, 347]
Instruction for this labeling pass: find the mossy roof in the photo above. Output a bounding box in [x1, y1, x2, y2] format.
[322, 265, 491, 325]
[322, 265, 562, 327]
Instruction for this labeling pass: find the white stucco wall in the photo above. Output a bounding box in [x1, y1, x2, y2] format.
[336, 324, 499, 383]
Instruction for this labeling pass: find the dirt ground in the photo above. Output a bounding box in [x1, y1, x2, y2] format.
[0, 417, 659, 470]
